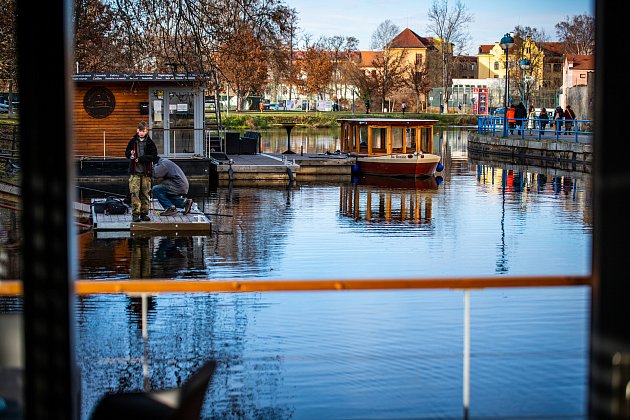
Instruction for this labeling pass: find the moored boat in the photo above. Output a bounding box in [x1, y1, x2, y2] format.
[338, 118, 442, 177]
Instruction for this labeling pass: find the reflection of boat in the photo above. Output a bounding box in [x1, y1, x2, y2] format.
[338, 118, 442, 177]
[341, 175, 438, 224]
[358, 174, 439, 190]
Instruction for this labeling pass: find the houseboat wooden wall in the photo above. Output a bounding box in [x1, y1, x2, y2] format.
[73, 82, 153, 158]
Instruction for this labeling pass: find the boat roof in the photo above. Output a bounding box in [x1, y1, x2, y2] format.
[337, 118, 438, 126]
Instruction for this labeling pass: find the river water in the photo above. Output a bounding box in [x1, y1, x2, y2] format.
[2, 127, 592, 419]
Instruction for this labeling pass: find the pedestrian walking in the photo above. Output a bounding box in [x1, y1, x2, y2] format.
[401, 101, 407, 114]
[564, 105, 576, 135]
[554, 105, 564, 135]
[515, 102, 527, 135]
[506, 104, 516, 135]
[527, 105, 536, 135]
[539, 107, 549, 135]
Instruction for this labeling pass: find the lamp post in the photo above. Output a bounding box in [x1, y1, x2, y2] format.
[520, 58, 531, 111]
[500, 33, 514, 137]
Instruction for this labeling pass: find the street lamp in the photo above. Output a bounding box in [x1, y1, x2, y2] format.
[500, 33, 514, 137]
[520, 58, 531, 111]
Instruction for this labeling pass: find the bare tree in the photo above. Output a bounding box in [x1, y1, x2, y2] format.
[426, 0, 473, 113]
[320, 35, 358, 104]
[370, 20, 400, 51]
[74, 0, 128, 72]
[555, 14, 595, 55]
[0, 0, 18, 115]
[405, 62, 432, 112]
[372, 47, 410, 112]
[345, 57, 378, 113]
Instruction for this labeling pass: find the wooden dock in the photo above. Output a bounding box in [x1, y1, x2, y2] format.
[91, 198, 211, 236]
[211, 152, 355, 184]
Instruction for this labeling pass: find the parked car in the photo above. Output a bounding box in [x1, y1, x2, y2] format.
[492, 107, 506, 117]
[0, 103, 8, 113]
[264, 103, 279, 111]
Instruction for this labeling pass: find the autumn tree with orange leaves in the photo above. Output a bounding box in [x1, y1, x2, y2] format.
[217, 27, 269, 111]
[294, 44, 333, 102]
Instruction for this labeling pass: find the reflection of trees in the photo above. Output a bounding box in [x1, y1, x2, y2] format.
[204, 186, 296, 276]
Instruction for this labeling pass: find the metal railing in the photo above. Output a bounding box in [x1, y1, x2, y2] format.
[477, 116, 593, 142]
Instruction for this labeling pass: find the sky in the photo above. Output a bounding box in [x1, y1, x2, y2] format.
[285, 0, 594, 54]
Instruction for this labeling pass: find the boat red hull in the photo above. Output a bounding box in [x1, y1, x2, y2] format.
[357, 154, 440, 177]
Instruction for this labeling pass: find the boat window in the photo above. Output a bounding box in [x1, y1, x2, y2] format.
[392, 128, 404, 151]
[359, 126, 368, 147]
[406, 128, 417, 151]
[370, 127, 386, 151]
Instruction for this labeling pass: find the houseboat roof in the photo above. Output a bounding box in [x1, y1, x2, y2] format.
[337, 118, 439, 126]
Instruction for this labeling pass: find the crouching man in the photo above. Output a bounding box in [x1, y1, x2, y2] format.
[152, 156, 193, 216]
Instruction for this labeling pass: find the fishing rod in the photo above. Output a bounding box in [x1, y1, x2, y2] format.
[76, 185, 127, 198]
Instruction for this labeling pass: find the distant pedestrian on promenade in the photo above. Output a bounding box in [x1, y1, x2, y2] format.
[564, 105, 576, 134]
[527, 105, 536, 135]
[506, 104, 516, 135]
[515, 102, 527, 135]
[539, 107, 549, 135]
[401, 101, 407, 114]
[554, 105, 564, 135]
[125, 121, 157, 223]
[152, 157, 193, 217]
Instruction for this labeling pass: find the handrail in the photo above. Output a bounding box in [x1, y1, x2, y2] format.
[0, 275, 591, 295]
[477, 115, 593, 142]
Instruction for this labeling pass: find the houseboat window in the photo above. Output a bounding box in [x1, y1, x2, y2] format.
[392, 127, 404, 151]
[406, 128, 417, 150]
[359, 126, 368, 147]
[370, 127, 386, 151]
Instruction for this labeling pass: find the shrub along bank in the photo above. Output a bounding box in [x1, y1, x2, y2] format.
[218, 111, 478, 130]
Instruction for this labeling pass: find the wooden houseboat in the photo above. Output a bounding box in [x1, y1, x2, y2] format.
[338, 118, 442, 177]
[72, 73, 215, 181]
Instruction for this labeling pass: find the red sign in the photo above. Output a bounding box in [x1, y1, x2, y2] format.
[472, 88, 488, 115]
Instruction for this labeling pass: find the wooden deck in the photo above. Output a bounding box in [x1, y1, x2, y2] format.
[211, 152, 355, 184]
[91, 198, 211, 235]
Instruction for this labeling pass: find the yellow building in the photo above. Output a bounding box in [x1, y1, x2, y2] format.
[476, 35, 564, 106]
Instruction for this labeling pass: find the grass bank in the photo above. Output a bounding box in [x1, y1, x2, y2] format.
[218, 111, 478, 130]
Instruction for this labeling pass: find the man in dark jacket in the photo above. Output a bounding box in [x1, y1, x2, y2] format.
[152, 157, 193, 216]
[515, 102, 527, 135]
[125, 121, 158, 222]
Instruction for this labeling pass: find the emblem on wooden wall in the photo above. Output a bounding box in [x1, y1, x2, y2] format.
[83, 86, 116, 118]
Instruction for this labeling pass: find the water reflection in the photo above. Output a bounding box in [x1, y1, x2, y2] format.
[2, 127, 593, 418]
[341, 175, 439, 224]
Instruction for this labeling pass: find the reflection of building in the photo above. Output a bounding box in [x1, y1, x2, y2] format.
[340, 177, 438, 224]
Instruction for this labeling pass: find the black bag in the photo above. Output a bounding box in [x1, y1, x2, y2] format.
[104, 197, 128, 215]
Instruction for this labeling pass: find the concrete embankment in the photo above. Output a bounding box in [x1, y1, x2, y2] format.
[467, 131, 592, 173]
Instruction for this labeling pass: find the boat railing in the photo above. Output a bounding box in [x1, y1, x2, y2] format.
[477, 115, 593, 142]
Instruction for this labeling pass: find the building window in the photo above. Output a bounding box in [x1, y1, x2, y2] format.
[553, 63, 562, 72]
[580, 74, 586, 78]
[415, 54, 423, 65]
[494, 75, 498, 79]
[494, 62, 499, 70]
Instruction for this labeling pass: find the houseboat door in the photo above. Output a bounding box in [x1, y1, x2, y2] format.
[149, 87, 204, 157]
